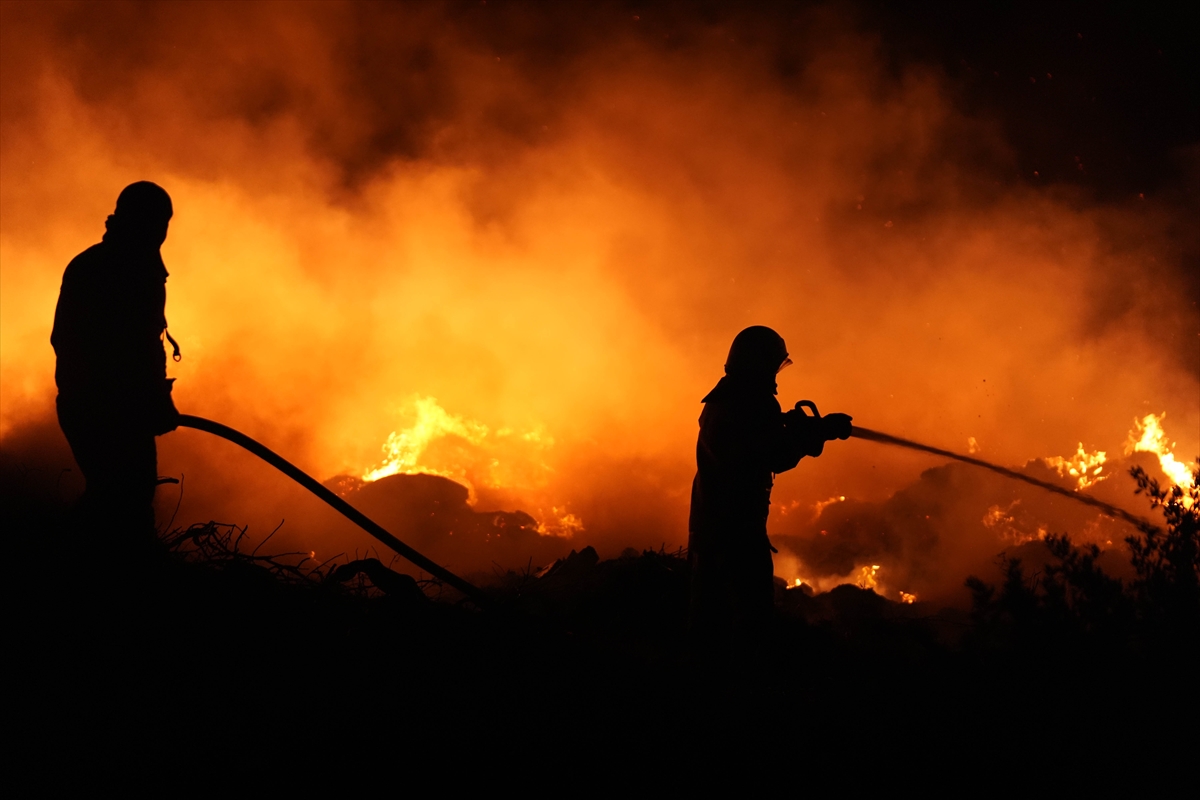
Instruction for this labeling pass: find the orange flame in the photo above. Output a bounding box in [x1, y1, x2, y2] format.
[363, 396, 488, 483]
[857, 564, 881, 591]
[362, 396, 582, 532]
[1043, 444, 1108, 490]
[1126, 413, 1193, 490]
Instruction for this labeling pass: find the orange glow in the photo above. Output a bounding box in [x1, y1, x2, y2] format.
[363, 396, 489, 484]
[811, 496, 846, 518]
[1, 5, 1196, 591]
[1126, 413, 1194, 492]
[857, 565, 882, 592]
[1043, 444, 1108, 491]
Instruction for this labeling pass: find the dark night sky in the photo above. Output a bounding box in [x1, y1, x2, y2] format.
[408, 0, 1200, 198]
[856, 0, 1198, 197]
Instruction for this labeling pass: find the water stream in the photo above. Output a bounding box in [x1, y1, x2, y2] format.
[849, 426, 1153, 530]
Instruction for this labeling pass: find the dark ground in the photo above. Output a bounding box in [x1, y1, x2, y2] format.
[7, 458, 1196, 785]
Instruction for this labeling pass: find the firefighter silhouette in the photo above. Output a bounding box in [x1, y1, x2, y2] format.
[52, 181, 180, 536]
[688, 326, 851, 630]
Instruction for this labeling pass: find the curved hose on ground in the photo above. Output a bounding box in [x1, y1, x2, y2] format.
[176, 414, 489, 605]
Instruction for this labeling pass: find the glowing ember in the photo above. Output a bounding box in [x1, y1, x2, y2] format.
[1043, 443, 1108, 490]
[1126, 413, 1193, 490]
[812, 496, 846, 518]
[981, 499, 1044, 545]
[982, 502, 1014, 529]
[899, 591, 917, 604]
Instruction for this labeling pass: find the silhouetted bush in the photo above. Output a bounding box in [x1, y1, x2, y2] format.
[966, 464, 1199, 654]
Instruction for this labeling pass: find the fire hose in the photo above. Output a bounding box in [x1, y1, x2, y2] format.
[792, 401, 1153, 529]
[848, 426, 1153, 529]
[176, 414, 489, 605]
[177, 409, 1153, 606]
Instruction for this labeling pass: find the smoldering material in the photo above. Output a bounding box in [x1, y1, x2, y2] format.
[1, 3, 1196, 600]
[850, 426, 1151, 528]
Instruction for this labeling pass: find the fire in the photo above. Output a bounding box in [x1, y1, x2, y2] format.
[536, 508, 585, 537]
[981, 500, 1046, 545]
[363, 396, 487, 483]
[1126, 413, 1193, 490]
[1, 4, 1195, 591]
[899, 591, 917, 604]
[1043, 444, 1108, 490]
[362, 396, 583, 533]
[857, 564, 881, 591]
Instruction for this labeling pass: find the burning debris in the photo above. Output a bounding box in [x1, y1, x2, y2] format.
[356, 395, 583, 537]
[1043, 443, 1108, 491]
[1128, 413, 1193, 494]
[322, 470, 571, 576]
[362, 396, 490, 484]
[776, 415, 1194, 606]
[3, 1, 1195, 580]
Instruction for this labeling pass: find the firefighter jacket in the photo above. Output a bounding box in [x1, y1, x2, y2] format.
[51, 236, 169, 428]
[688, 374, 824, 547]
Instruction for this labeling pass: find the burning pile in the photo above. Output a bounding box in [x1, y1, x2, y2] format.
[774, 413, 1195, 606]
[353, 395, 582, 535]
[0, 4, 1194, 596]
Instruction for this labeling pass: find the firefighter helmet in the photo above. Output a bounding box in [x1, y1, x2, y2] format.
[724, 325, 792, 376]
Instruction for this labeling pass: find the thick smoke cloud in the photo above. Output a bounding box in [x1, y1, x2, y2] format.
[2, 1, 1196, 602]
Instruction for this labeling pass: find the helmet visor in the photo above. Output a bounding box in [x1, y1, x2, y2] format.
[776, 357, 793, 373]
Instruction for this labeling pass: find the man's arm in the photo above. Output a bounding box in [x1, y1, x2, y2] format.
[775, 405, 854, 472]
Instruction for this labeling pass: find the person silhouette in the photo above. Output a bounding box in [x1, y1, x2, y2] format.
[688, 325, 852, 633]
[52, 181, 180, 538]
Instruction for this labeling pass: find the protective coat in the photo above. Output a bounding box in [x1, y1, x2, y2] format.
[52, 228, 172, 530]
[687, 374, 824, 628]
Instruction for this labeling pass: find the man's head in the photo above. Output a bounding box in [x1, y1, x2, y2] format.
[109, 181, 173, 247]
[724, 326, 792, 377]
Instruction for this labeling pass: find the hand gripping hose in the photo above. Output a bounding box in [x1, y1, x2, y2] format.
[177, 415, 489, 605]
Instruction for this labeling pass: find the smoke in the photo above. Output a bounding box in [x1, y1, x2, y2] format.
[773, 448, 1180, 605]
[2, 2, 1196, 600]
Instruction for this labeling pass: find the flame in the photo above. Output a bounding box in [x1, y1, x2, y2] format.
[1126, 413, 1193, 490]
[857, 564, 881, 591]
[898, 591, 917, 604]
[363, 396, 488, 483]
[1043, 444, 1108, 490]
[1, 5, 1195, 591]
[536, 507, 585, 537]
[362, 396, 583, 533]
[980, 499, 1046, 545]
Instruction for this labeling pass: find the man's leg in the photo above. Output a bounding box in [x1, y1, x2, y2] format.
[102, 430, 159, 542]
[58, 399, 158, 543]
